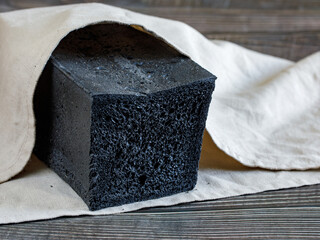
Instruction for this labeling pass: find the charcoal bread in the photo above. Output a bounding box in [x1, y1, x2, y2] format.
[33, 24, 216, 210]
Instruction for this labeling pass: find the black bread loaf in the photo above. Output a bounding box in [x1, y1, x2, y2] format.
[33, 24, 216, 211]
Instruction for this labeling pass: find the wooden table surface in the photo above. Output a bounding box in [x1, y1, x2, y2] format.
[1, 0, 320, 239]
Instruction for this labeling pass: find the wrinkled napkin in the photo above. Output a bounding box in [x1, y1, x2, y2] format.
[0, 3, 320, 224]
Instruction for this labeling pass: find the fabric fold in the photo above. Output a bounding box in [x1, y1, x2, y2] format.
[207, 50, 320, 170]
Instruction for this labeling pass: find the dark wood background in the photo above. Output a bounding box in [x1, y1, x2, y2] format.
[1, 0, 320, 239]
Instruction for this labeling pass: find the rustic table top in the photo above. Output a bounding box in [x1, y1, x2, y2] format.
[1, 0, 320, 239]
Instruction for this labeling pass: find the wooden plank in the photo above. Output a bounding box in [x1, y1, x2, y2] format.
[0, 2, 14, 12]
[138, 184, 320, 212]
[3, 3, 320, 34]
[2, 184, 320, 239]
[4, 0, 61, 10]
[5, 0, 320, 10]
[205, 32, 320, 61]
[124, 8, 320, 34]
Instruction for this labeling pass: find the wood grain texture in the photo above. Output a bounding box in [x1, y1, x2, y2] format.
[207, 32, 320, 61]
[128, 8, 320, 33]
[5, 0, 320, 9]
[1, 0, 320, 239]
[2, 184, 320, 239]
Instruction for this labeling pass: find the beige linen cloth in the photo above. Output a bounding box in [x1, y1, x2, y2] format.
[1, 3, 320, 224]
